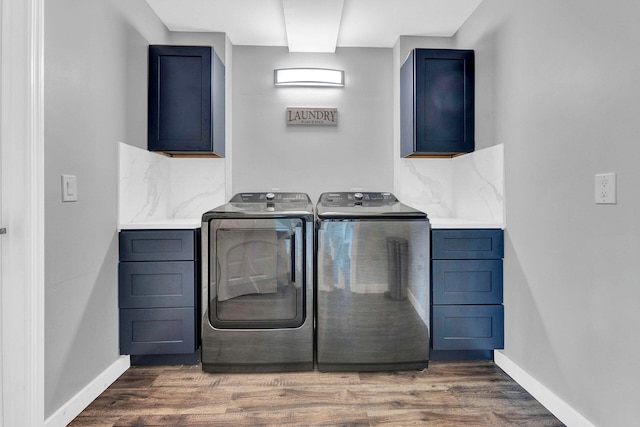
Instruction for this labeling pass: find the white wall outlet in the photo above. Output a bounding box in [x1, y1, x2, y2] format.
[61, 174, 78, 202]
[595, 172, 616, 204]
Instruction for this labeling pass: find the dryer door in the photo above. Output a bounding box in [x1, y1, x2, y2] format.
[207, 217, 305, 329]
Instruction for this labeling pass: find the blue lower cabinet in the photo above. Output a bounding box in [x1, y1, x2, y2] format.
[431, 229, 504, 360]
[118, 229, 200, 365]
[432, 305, 504, 351]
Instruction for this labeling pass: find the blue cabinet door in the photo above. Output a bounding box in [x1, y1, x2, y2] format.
[401, 48, 474, 157]
[148, 45, 225, 156]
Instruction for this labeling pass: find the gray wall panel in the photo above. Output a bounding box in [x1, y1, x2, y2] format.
[43, 0, 171, 417]
[455, 1, 640, 425]
[232, 46, 394, 203]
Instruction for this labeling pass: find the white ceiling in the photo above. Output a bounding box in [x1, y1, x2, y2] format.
[145, 0, 483, 52]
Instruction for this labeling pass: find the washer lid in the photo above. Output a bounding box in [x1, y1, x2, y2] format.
[316, 192, 428, 219]
[203, 192, 313, 219]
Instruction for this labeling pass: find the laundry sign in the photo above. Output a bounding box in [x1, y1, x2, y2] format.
[286, 107, 338, 126]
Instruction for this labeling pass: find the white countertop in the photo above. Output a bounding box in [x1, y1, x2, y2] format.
[119, 218, 202, 230]
[119, 217, 503, 230]
[429, 217, 504, 229]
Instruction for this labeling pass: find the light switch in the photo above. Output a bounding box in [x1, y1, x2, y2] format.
[61, 175, 78, 202]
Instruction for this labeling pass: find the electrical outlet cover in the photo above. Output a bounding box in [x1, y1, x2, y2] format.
[595, 172, 616, 204]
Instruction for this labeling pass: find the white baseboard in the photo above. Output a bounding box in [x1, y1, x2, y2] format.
[494, 351, 594, 427]
[44, 355, 130, 427]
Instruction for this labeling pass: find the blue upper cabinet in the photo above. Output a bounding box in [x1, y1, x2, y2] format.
[148, 45, 225, 157]
[401, 48, 474, 157]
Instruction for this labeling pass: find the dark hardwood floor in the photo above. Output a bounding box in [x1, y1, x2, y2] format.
[69, 361, 564, 426]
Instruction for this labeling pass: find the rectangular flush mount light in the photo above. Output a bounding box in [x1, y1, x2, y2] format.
[274, 68, 344, 87]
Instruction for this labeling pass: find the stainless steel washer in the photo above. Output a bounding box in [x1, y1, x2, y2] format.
[201, 192, 314, 372]
[315, 192, 430, 371]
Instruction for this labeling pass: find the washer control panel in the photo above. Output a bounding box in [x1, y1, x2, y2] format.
[319, 192, 398, 206]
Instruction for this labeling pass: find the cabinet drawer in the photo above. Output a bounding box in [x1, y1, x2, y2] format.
[119, 261, 195, 308]
[432, 305, 504, 350]
[432, 260, 503, 305]
[119, 230, 195, 261]
[432, 229, 504, 259]
[120, 308, 196, 355]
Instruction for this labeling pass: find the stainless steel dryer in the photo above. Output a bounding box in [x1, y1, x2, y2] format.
[201, 192, 314, 372]
[315, 192, 430, 371]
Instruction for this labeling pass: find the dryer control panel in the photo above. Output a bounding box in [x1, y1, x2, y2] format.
[229, 193, 311, 203]
[230, 192, 311, 203]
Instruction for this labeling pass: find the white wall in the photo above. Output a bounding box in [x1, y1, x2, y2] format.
[456, 1, 640, 425]
[44, 0, 171, 417]
[232, 46, 394, 203]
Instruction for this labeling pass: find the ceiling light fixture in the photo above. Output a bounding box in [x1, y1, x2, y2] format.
[274, 68, 345, 87]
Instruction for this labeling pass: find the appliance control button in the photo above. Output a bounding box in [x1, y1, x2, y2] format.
[266, 192, 275, 201]
[354, 192, 364, 200]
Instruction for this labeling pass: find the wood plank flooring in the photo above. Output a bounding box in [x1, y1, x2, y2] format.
[69, 361, 564, 426]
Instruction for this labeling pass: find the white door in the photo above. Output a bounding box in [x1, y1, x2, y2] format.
[1, 0, 6, 419]
[1, 0, 45, 425]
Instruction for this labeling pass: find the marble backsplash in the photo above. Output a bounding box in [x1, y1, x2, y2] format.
[119, 141, 503, 227]
[397, 144, 504, 224]
[118, 142, 226, 224]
